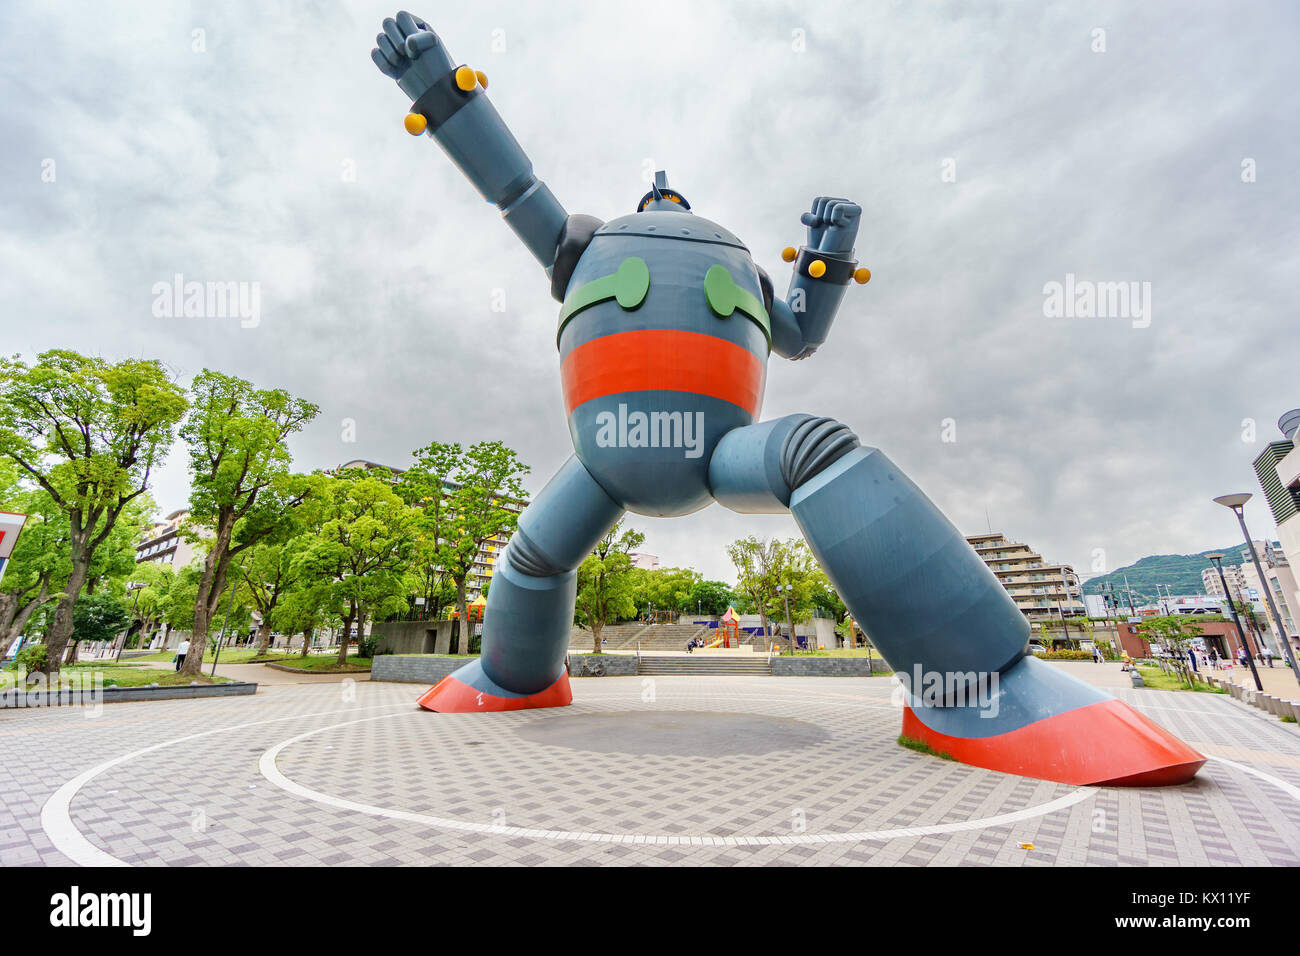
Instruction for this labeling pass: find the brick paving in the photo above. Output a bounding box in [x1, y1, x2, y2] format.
[3, 664, 1300, 866]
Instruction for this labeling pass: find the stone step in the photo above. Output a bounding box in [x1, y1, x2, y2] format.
[637, 655, 773, 676]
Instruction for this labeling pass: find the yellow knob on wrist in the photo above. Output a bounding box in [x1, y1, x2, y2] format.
[808, 259, 826, 278]
[475, 70, 489, 89]
[455, 65, 477, 91]
[781, 246, 797, 262]
[853, 267, 871, 284]
[404, 112, 428, 135]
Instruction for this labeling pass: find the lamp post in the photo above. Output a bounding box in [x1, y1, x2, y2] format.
[116, 581, 147, 664]
[1213, 493, 1300, 690]
[780, 584, 795, 653]
[209, 575, 240, 679]
[1207, 553, 1262, 692]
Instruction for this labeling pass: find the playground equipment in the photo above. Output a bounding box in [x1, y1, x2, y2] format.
[705, 609, 741, 649]
[370, 11, 1204, 786]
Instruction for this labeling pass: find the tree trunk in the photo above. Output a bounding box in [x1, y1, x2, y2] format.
[0, 593, 16, 645]
[185, 513, 235, 677]
[337, 607, 356, 666]
[300, 626, 313, 658]
[42, 548, 92, 677]
[254, 620, 273, 656]
[454, 578, 468, 655]
[1, 582, 50, 657]
[591, 618, 603, 655]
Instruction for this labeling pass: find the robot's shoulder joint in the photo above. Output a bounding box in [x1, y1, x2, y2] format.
[550, 214, 605, 302]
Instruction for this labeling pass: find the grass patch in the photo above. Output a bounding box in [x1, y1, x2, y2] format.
[897, 734, 956, 761]
[1135, 664, 1221, 693]
[795, 648, 879, 657]
[1, 664, 230, 689]
[268, 654, 372, 672]
[132, 648, 293, 665]
[1282, 715, 1297, 723]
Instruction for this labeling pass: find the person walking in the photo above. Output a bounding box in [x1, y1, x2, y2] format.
[175, 637, 191, 672]
[1262, 645, 1274, 668]
[1187, 646, 1198, 674]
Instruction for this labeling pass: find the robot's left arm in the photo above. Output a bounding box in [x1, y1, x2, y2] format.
[767, 198, 871, 360]
[373, 12, 581, 283]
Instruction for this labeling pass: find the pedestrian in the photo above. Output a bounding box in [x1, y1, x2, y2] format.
[1237, 646, 1247, 667]
[1263, 646, 1274, 668]
[1187, 646, 1198, 673]
[175, 637, 191, 672]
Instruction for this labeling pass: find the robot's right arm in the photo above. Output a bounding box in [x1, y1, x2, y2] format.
[372, 12, 573, 281]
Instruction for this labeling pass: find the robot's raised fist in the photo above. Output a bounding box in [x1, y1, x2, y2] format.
[800, 197, 861, 254]
[371, 11, 455, 102]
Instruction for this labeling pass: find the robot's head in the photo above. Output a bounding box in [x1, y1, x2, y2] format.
[637, 170, 691, 214]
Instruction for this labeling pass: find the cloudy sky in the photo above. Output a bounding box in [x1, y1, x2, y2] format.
[2, 0, 1296, 584]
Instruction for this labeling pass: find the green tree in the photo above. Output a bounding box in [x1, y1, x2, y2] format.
[396, 440, 529, 654]
[632, 566, 700, 618]
[71, 591, 131, 649]
[127, 562, 174, 649]
[809, 569, 847, 622]
[686, 579, 735, 617]
[726, 536, 816, 642]
[233, 537, 307, 655]
[180, 372, 318, 677]
[1137, 615, 1204, 688]
[0, 350, 188, 674]
[575, 520, 644, 653]
[297, 471, 417, 665]
[269, 579, 336, 657]
[0, 487, 70, 655]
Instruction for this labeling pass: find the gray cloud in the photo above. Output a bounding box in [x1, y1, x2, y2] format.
[1, 0, 1296, 583]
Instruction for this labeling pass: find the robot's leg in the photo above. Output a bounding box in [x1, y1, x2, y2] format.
[417, 455, 624, 713]
[710, 415, 1205, 786]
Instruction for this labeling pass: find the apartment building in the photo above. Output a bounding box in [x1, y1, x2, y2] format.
[338, 459, 528, 601]
[1252, 409, 1300, 629]
[1202, 562, 1247, 598]
[965, 532, 1085, 623]
[135, 509, 198, 568]
[1237, 540, 1298, 639]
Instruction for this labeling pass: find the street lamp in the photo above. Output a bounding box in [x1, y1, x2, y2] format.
[1206, 553, 1262, 692]
[1213, 493, 1300, 690]
[116, 581, 147, 664]
[780, 584, 795, 652]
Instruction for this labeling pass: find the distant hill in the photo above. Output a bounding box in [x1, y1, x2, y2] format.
[1082, 546, 1247, 606]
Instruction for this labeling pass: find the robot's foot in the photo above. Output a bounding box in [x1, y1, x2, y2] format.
[899, 656, 1205, 787]
[416, 658, 572, 713]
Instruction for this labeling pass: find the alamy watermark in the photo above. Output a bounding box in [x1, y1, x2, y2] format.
[891, 665, 1001, 717]
[1, 667, 103, 717]
[594, 403, 706, 459]
[1042, 273, 1151, 328]
[151, 273, 261, 328]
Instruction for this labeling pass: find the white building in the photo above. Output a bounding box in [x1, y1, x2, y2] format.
[135, 509, 197, 568]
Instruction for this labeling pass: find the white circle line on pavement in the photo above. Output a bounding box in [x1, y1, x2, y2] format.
[259, 710, 1096, 847]
[40, 702, 408, 868]
[1205, 755, 1300, 802]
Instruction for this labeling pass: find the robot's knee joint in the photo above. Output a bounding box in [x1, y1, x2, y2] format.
[780, 416, 860, 490]
[505, 530, 564, 578]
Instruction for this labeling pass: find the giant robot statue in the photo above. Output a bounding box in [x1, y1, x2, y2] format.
[371, 12, 1204, 786]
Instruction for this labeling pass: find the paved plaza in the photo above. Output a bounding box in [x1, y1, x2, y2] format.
[4, 663, 1300, 866]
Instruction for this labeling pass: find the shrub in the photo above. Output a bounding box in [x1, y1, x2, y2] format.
[1043, 649, 1093, 660]
[357, 634, 381, 657]
[13, 643, 47, 673]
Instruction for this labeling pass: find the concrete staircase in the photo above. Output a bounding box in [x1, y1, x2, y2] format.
[580, 622, 650, 651]
[637, 654, 773, 676]
[634, 623, 710, 651]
